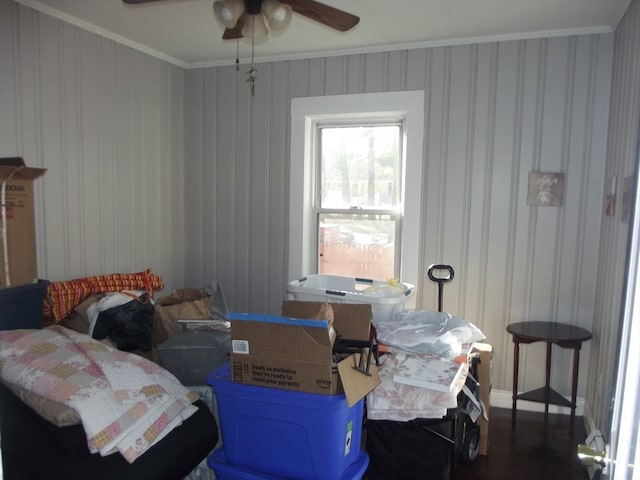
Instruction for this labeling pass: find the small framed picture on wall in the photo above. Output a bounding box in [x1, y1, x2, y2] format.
[527, 172, 564, 207]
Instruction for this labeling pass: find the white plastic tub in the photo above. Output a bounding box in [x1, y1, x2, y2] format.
[287, 274, 414, 327]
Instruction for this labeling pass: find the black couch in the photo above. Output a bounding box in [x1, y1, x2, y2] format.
[0, 382, 218, 480]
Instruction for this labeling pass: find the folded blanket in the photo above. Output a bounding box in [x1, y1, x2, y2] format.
[366, 352, 463, 421]
[43, 269, 165, 324]
[0, 326, 198, 463]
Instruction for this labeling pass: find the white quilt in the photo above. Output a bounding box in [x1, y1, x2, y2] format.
[0, 325, 198, 463]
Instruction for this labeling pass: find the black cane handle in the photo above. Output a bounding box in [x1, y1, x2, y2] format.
[427, 264, 455, 283]
[427, 264, 455, 312]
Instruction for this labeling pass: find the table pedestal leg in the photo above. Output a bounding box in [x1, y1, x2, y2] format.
[512, 341, 520, 428]
[570, 347, 581, 431]
[544, 341, 552, 417]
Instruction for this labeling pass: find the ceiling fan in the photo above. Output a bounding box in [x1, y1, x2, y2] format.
[123, 0, 359, 95]
[122, 0, 360, 40]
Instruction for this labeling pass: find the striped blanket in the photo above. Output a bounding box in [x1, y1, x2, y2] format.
[0, 326, 198, 463]
[43, 269, 165, 325]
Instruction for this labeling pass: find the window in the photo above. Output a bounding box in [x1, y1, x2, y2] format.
[316, 123, 403, 279]
[289, 91, 425, 294]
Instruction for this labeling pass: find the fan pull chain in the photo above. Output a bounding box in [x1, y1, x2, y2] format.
[235, 39, 239, 71]
[247, 15, 257, 96]
[247, 62, 257, 96]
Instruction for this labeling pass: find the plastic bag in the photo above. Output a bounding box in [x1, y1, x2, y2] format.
[92, 293, 154, 352]
[363, 278, 406, 298]
[375, 310, 485, 360]
[202, 280, 229, 321]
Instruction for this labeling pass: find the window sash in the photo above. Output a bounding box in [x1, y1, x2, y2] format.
[288, 90, 424, 304]
[315, 122, 404, 211]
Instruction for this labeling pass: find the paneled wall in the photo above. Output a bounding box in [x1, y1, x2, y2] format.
[587, 0, 640, 434]
[184, 35, 614, 404]
[4, 0, 633, 430]
[0, 1, 185, 291]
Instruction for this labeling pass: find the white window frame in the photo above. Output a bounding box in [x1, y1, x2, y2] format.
[289, 90, 425, 295]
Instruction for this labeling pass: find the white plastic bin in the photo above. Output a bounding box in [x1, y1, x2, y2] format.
[287, 274, 414, 327]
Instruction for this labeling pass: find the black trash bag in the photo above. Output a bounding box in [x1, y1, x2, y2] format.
[92, 294, 154, 352]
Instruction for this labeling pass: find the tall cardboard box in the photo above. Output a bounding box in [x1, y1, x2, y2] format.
[473, 342, 493, 456]
[0, 158, 46, 288]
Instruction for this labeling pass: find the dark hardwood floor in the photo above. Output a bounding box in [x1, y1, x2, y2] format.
[453, 407, 590, 480]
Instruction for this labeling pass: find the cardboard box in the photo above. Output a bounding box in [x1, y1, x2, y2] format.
[0, 158, 46, 288]
[229, 301, 380, 406]
[281, 300, 372, 341]
[473, 342, 493, 456]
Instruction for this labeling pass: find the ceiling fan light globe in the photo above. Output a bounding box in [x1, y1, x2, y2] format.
[213, 0, 244, 28]
[272, 7, 287, 22]
[241, 13, 269, 42]
[262, 0, 292, 31]
[220, 9, 234, 23]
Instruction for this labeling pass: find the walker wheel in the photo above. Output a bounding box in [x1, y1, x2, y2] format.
[461, 424, 480, 463]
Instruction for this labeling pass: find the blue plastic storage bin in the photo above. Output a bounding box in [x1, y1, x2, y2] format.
[0, 279, 48, 330]
[208, 364, 365, 480]
[208, 448, 369, 480]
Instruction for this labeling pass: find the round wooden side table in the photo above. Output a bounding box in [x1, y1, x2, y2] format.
[506, 321, 592, 429]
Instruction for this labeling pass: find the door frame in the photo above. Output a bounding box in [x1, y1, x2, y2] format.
[607, 135, 640, 479]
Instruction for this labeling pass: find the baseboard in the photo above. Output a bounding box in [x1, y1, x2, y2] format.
[581, 401, 598, 431]
[490, 389, 586, 416]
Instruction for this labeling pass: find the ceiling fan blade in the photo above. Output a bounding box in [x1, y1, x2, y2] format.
[122, 0, 167, 4]
[279, 0, 359, 32]
[223, 14, 246, 40]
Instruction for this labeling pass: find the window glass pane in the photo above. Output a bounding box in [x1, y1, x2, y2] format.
[290, 91, 424, 295]
[318, 213, 396, 279]
[320, 125, 401, 209]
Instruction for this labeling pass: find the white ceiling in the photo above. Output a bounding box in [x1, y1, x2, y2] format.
[16, 0, 632, 68]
